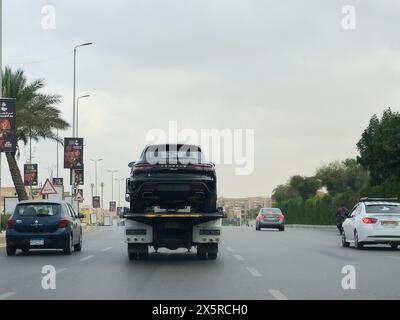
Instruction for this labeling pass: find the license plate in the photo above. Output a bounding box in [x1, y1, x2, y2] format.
[266, 218, 277, 221]
[30, 239, 44, 246]
[381, 221, 398, 227]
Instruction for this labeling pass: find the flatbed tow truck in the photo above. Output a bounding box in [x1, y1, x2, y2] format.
[123, 144, 224, 260]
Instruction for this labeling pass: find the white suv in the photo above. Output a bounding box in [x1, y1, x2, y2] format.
[342, 198, 400, 250]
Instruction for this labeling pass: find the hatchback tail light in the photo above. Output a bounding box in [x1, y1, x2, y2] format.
[7, 219, 16, 229]
[362, 217, 378, 224]
[277, 214, 285, 219]
[58, 218, 70, 228]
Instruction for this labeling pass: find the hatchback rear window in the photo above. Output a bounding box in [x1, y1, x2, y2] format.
[261, 208, 282, 214]
[366, 204, 400, 214]
[15, 204, 61, 216]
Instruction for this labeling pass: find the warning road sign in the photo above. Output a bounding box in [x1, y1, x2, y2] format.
[75, 191, 84, 202]
[40, 178, 57, 195]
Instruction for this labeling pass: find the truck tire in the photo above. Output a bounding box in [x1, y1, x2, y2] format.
[197, 252, 207, 260]
[208, 252, 217, 260]
[128, 251, 138, 260]
[138, 252, 149, 260]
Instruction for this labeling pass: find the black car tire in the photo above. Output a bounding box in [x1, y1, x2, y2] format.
[130, 198, 145, 213]
[342, 232, 350, 247]
[201, 197, 217, 213]
[279, 226, 285, 232]
[63, 234, 73, 255]
[256, 224, 260, 231]
[74, 234, 82, 252]
[354, 231, 364, 250]
[6, 245, 16, 256]
[208, 252, 217, 260]
[390, 243, 398, 250]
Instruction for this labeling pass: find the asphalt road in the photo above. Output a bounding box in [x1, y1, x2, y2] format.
[0, 226, 399, 300]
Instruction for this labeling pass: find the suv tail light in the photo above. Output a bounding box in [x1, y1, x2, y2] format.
[277, 214, 284, 219]
[7, 219, 16, 229]
[58, 218, 70, 228]
[362, 217, 378, 224]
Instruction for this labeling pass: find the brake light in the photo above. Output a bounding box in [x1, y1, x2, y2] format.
[277, 214, 284, 219]
[362, 217, 378, 224]
[7, 219, 16, 229]
[258, 214, 266, 220]
[58, 218, 70, 228]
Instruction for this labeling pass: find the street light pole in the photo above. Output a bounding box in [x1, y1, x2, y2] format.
[100, 182, 104, 209]
[76, 94, 90, 137]
[107, 170, 118, 202]
[115, 178, 124, 207]
[90, 158, 102, 196]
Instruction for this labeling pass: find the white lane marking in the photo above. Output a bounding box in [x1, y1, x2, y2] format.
[80, 255, 95, 262]
[101, 247, 113, 252]
[226, 246, 234, 252]
[269, 289, 289, 300]
[56, 268, 67, 274]
[234, 254, 244, 261]
[0, 292, 16, 300]
[120, 241, 125, 244]
[246, 267, 262, 277]
[388, 255, 400, 260]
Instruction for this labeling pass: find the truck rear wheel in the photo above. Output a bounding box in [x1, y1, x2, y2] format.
[128, 251, 138, 260]
[197, 252, 207, 260]
[208, 252, 217, 260]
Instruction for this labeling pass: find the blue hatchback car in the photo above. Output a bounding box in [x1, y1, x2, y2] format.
[6, 200, 84, 256]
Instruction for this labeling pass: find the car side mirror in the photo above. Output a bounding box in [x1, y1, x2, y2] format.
[78, 213, 85, 219]
[128, 161, 136, 168]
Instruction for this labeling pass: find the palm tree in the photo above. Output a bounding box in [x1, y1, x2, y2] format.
[2, 67, 69, 200]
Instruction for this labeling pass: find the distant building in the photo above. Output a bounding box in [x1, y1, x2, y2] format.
[218, 196, 272, 224]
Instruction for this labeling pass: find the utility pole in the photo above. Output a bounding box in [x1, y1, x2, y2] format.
[90, 183, 94, 201]
[0, 0, 2, 228]
[100, 182, 104, 209]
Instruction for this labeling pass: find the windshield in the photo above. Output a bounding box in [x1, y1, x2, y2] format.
[143, 145, 206, 164]
[14, 203, 61, 217]
[366, 204, 400, 214]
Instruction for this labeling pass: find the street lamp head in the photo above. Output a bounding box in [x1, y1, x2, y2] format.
[75, 42, 93, 49]
[78, 95, 90, 100]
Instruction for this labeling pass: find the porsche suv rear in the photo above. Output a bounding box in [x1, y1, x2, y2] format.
[126, 144, 217, 213]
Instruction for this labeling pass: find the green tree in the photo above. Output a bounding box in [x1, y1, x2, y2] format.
[2, 67, 69, 200]
[272, 183, 299, 202]
[357, 108, 400, 185]
[289, 175, 320, 200]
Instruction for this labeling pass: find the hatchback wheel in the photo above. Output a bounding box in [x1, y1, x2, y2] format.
[6, 245, 16, 256]
[390, 243, 398, 250]
[74, 234, 82, 252]
[354, 231, 363, 250]
[63, 234, 73, 255]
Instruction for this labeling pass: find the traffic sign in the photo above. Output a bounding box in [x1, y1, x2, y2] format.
[75, 191, 84, 202]
[39, 178, 57, 195]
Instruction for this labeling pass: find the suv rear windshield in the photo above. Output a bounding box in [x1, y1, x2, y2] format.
[261, 208, 282, 214]
[14, 204, 61, 217]
[143, 145, 206, 164]
[366, 204, 400, 214]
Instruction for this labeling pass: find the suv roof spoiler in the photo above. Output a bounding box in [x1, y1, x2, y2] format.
[360, 197, 399, 202]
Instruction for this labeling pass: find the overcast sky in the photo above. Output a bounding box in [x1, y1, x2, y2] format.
[2, 0, 400, 206]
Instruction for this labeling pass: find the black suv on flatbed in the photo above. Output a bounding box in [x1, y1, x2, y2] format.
[126, 144, 217, 213]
